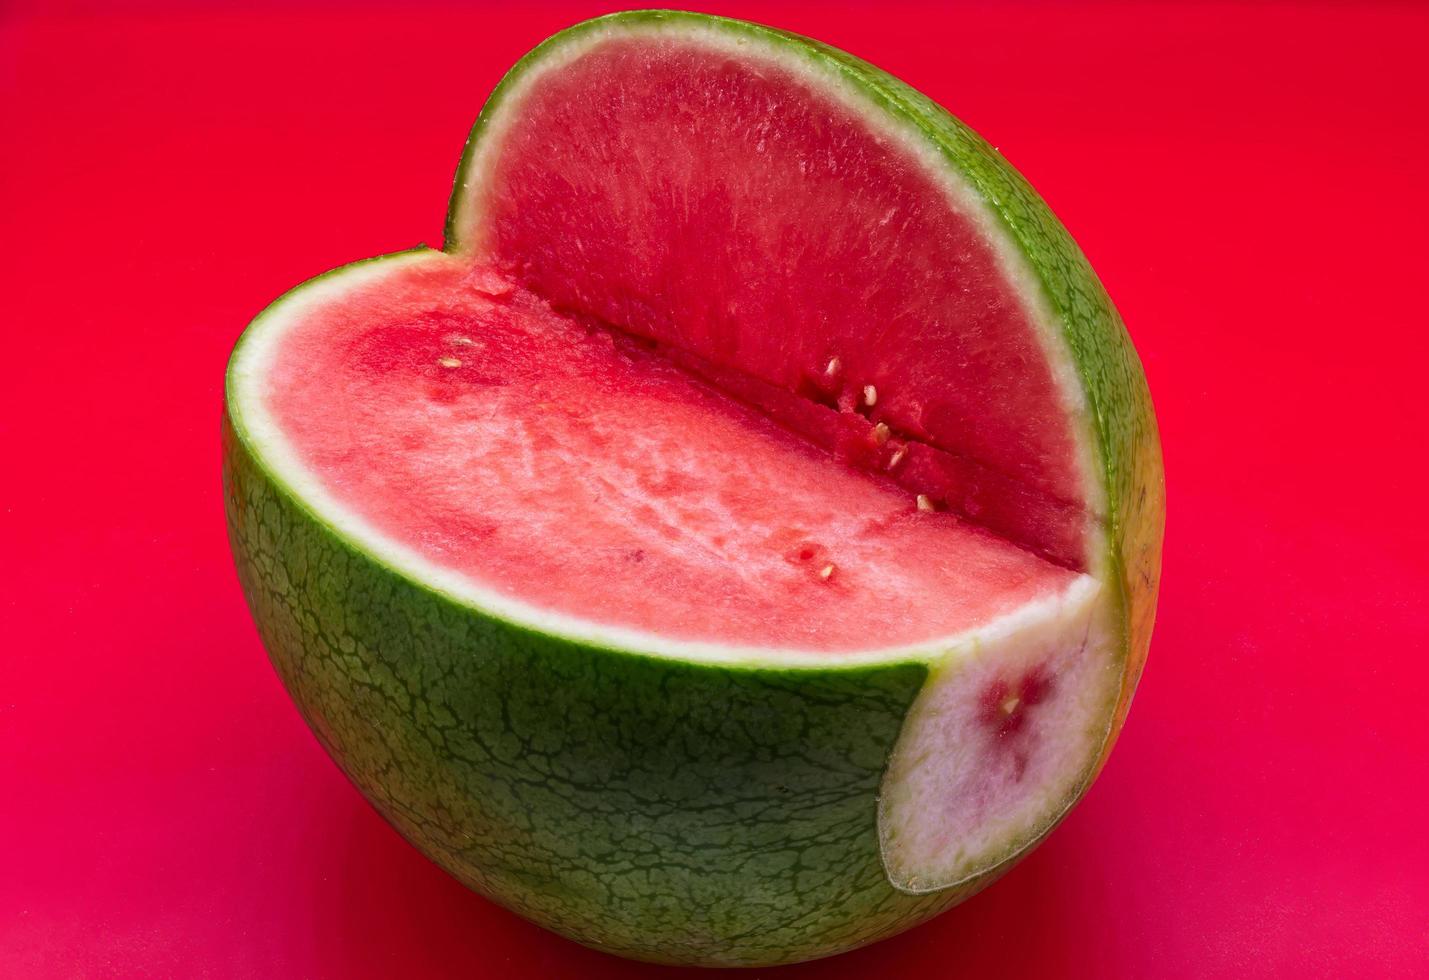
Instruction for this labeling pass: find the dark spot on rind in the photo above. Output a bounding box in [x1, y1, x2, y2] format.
[978, 664, 1054, 740]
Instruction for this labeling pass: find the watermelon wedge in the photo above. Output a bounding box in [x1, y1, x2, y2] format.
[224, 10, 1164, 966]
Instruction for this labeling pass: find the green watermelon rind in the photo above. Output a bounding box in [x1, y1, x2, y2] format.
[225, 9, 1164, 967]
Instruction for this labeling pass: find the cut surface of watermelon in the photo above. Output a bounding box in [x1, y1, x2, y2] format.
[241, 252, 1079, 653]
[455, 31, 1100, 570]
[224, 9, 1162, 966]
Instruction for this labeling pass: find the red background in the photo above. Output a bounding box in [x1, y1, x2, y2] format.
[3, 2, 1426, 976]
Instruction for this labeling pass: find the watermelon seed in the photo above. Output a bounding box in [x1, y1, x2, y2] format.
[872, 422, 890, 445]
[888, 446, 908, 470]
[819, 563, 836, 581]
[825, 356, 841, 378]
[863, 384, 877, 407]
[916, 494, 936, 512]
[453, 336, 475, 346]
[438, 356, 462, 368]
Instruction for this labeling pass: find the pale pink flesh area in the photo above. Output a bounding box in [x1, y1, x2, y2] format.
[265, 259, 1076, 652]
[878, 579, 1107, 887]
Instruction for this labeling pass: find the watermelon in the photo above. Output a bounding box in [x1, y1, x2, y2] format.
[224, 10, 1164, 967]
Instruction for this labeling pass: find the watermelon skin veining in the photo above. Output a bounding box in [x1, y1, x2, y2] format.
[225, 10, 1163, 967]
[228, 404, 969, 963]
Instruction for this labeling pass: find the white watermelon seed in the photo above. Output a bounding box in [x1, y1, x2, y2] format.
[863, 384, 877, 407]
[438, 356, 462, 368]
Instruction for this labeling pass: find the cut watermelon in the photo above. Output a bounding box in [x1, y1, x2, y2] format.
[225, 10, 1163, 967]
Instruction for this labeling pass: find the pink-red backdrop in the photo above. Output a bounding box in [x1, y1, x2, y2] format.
[3, 2, 1426, 976]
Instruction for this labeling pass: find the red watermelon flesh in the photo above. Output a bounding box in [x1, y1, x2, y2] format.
[254, 31, 1107, 654]
[460, 36, 1094, 569]
[265, 257, 1077, 651]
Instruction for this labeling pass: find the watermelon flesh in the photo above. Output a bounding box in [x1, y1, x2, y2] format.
[258, 35, 1103, 651]
[262, 257, 1078, 651]
[461, 34, 1097, 569]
